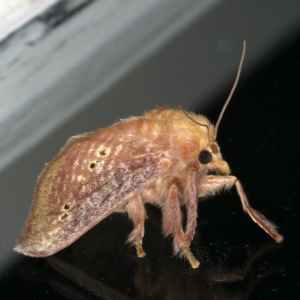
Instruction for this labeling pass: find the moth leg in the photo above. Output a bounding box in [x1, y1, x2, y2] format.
[127, 195, 147, 258]
[182, 168, 200, 268]
[200, 176, 284, 243]
[162, 183, 200, 268]
[162, 184, 184, 258]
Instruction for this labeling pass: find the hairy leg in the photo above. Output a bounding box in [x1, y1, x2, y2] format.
[162, 182, 200, 268]
[199, 175, 284, 243]
[182, 168, 200, 268]
[127, 195, 147, 257]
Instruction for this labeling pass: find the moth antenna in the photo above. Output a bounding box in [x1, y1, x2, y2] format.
[213, 40, 246, 141]
[179, 106, 210, 134]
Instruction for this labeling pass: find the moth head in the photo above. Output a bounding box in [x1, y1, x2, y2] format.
[198, 140, 221, 163]
[197, 143, 230, 175]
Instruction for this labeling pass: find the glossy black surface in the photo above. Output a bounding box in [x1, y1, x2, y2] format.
[1, 33, 299, 300]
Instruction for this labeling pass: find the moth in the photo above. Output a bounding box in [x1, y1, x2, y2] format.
[15, 41, 283, 268]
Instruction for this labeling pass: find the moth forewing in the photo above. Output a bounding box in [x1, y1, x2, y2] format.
[14, 121, 171, 257]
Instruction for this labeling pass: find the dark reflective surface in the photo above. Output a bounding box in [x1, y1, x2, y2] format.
[1, 30, 300, 300]
[6, 206, 285, 300]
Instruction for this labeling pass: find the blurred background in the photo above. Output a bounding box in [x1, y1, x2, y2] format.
[0, 0, 300, 299]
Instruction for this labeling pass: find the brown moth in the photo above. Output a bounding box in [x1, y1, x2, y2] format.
[14, 41, 283, 268]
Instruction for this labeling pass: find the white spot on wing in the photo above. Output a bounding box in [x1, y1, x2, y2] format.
[115, 144, 123, 155]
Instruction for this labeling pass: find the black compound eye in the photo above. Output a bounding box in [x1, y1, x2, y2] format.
[199, 150, 212, 164]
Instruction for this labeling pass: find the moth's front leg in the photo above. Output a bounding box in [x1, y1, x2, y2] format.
[127, 195, 147, 258]
[199, 175, 284, 243]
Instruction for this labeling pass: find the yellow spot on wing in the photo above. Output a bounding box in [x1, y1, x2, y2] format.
[95, 146, 111, 157]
